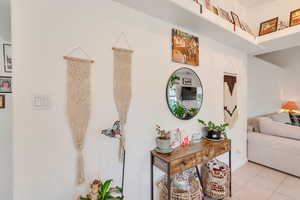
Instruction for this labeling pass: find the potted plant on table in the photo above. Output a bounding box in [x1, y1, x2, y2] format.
[79, 179, 123, 200]
[198, 120, 229, 140]
[155, 125, 172, 153]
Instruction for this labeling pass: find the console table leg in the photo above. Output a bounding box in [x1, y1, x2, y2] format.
[195, 166, 203, 186]
[167, 164, 171, 200]
[151, 153, 154, 200]
[229, 150, 232, 197]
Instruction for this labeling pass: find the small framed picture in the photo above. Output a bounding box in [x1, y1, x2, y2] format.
[205, 0, 211, 11]
[0, 95, 5, 109]
[219, 8, 233, 24]
[212, 6, 219, 15]
[182, 78, 192, 85]
[290, 9, 300, 27]
[3, 44, 12, 73]
[0, 76, 12, 93]
[259, 17, 279, 36]
[231, 12, 242, 29]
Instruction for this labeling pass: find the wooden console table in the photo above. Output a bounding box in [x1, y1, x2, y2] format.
[150, 139, 231, 200]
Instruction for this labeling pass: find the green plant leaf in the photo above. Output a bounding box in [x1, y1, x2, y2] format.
[80, 197, 91, 200]
[198, 119, 206, 126]
[101, 180, 113, 200]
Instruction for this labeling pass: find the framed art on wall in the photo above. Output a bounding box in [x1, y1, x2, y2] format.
[182, 77, 192, 85]
[205, 0, 211, 11]
[259, 17, 278, 36]
[231, 12, 242, 29]
[0, 76, 12, 93]
[219, 8, 233, 24]
[172, 29, 199, 66]
[290, 9, 300, 27]
[3, 44, 12, 73]
[212, 6, 219, 15]
[0, 95, 5, 109]
[224, 74, 238, 128]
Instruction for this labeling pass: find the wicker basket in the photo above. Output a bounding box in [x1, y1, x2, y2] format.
[201, 159, 230, 199]
[158, 168, 204, 200]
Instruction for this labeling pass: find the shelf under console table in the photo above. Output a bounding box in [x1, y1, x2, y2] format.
[150, 138, 232, 200]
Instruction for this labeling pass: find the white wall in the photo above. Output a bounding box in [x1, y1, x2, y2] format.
[246, 0, 300, 35]
[12, 0, 248, 199]
[247, 56, 283, 117]
[282, 63, 300, 105]
[0, 0, 12, 196]
[0, 0, 11, 41]
[0, 38, 13, 200]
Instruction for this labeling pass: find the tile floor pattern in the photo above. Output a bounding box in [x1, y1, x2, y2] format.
[232, 162, 300, 200]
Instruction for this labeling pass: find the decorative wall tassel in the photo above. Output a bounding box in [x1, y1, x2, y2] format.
[112, 47, 133, 162]
[66, 58, 92, 184]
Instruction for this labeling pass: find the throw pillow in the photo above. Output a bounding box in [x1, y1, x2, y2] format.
[290, 114, 300, 126]
[270, 112, 291, 124]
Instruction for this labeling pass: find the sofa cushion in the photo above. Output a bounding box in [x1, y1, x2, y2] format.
[290, 114, 300, 126]
[270, 112, 291, 124]
[258, 117, 300, 140]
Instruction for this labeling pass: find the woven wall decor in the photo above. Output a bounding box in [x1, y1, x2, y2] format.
[66, 58, 92, 184]
[112, 47, 133, 162]
[224, 74, 238, 128]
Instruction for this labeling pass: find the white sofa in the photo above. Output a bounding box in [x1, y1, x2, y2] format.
[247, 113, 300, 177]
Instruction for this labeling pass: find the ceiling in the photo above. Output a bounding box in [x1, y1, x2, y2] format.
[236, 0, 275, 7]
[256, 46, 300, 68]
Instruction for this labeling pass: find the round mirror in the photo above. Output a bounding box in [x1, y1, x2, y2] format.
[166, 68, 203, 120]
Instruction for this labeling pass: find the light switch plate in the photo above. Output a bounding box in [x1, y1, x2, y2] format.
[32, 95, 51, 110]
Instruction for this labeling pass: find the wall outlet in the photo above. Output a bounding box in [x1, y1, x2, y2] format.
[32, 95, 51, 110]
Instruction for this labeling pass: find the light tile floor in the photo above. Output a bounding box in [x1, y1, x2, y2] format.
[232, 162, 300, 200]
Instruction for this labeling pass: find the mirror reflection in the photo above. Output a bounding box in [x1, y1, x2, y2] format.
[166, 68, 203, 120]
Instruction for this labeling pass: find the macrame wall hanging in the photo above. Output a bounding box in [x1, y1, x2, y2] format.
[224, 73, 238, 128]
[64, 46, 94, 185]
[111, 32, 133, 162]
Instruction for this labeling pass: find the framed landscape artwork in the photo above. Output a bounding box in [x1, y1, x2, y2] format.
[0, 95, 5, 109]
[290, 9, 300, 27]
[0, 76, 12, 93]
[3, 44, 12, 73]
[259, 17, 279, 36]
[172, 29, 199, 66]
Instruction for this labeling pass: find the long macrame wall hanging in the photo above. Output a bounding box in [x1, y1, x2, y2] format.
[224, 73, 238, 128]
[112, 47, 133, 162]
[64, 47, 94, 185]
[112, 32, 133, 163]
[112, 33, 133, 192]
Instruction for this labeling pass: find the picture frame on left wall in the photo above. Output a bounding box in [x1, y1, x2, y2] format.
[0, 76, 12, 93]
[259, 17, 279, 36]
[3, 44, 12, 73]
[0, 95, 5, 109]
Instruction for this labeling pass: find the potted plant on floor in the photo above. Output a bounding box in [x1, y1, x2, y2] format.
[198, 120, 229, 140]
[79, 179, 123, 200]
[155, 125, 172, 153]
